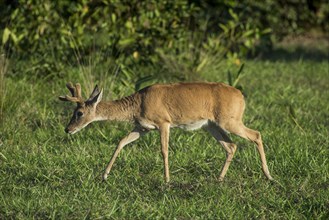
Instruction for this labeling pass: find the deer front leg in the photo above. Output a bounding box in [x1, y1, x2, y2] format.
[103, 127, 146, 181]
[159, 123, 170, 183]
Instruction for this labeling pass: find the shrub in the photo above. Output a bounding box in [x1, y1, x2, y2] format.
[1, 0, 327, 78]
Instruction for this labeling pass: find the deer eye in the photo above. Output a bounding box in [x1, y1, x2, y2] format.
[77, 111, 84, 117]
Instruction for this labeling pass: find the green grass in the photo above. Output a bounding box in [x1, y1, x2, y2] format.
[0, 50, 328, 219]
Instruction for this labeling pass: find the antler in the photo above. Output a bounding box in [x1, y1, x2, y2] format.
[59, 82, 84, 103]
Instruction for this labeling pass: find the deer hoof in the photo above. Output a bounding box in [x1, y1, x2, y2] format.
[102, 173, 108, 181]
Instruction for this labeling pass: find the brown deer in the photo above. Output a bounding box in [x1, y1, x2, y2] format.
[59, 82, 273, 182]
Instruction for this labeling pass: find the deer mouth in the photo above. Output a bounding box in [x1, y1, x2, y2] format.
[65, 122, 90, 134]
[65, 127, 79, 134]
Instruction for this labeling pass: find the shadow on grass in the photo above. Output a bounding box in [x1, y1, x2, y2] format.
[250, 35, 329, 62]
[256, 46, 329, 62]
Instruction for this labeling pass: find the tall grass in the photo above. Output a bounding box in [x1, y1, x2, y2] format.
[156, 31, 228, 81]
[0, 52, 9, 121]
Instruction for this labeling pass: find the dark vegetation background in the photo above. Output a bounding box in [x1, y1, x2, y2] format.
[0, 0, 328, 219]
[1, 0, 328, 78]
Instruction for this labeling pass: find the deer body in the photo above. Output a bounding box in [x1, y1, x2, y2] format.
[96, 83, 244, 129]
[60, 82, 273, 182]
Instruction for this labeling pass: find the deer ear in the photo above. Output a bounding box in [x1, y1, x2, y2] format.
[88, 89, 103, 106]
[88, 84, 100, 100]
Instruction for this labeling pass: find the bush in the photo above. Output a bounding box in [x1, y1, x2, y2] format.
[1, 0, 327, 77]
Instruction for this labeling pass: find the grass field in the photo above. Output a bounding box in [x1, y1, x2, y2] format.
[0, 44, 328, 219]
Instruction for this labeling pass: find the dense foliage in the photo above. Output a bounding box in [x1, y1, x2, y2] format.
[1, 0, 328, 64]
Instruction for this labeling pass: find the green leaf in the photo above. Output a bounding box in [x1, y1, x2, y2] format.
[2, 28, 11, 44]
[244, 39, 252, 48]
[120, 65, 134, 80]
[236, 63, 244, 78]
[227, 70, 233, 86]
[135, 75, 155, 91]
[10, 32, 18, 44]
[125, 21, 133, 29]
[261, 28, 272, 34]
[229, 8, 239, 21]
[111, 13, 116, 23]
[242, 30, 254, 38]
[118, 38, 135, 47]
[233, 63, 245, 87]
[219, 24, 229, 33]
[196, 57, 208, 73]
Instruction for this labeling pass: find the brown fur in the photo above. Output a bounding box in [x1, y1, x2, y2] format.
[59, 82, 273, 182]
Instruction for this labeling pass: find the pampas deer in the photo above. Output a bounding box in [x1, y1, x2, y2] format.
[59, 82, 273, 182]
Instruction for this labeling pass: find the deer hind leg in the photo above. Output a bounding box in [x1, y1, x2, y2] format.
[103, 127, 147, 181]
[204, 123, 237, 181]
[225, 122, 273, 180]
[159, 123, 170, 183]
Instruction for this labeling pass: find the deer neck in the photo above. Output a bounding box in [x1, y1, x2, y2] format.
[95, 95, 139, 122]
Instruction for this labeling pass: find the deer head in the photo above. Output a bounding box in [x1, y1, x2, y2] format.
[59, 82, 103, 134]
